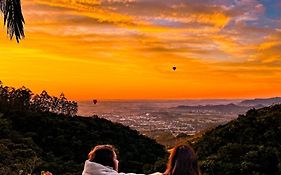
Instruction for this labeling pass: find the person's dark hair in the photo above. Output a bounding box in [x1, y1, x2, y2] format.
[88, 145, 118, 171]
[164, 144, 201, 175]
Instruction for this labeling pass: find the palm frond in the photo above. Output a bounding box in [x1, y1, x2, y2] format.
[1, 0, 25, 42]
[0, 0, 5, 12]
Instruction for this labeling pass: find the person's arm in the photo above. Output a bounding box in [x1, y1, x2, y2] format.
[118, 173, 145, 175]
[149, 173, 162, 175]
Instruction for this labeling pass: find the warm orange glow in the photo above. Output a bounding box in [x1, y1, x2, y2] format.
[0, 0, 280, 100]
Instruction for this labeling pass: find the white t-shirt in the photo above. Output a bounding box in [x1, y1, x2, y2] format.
[82, 160, 145, 175]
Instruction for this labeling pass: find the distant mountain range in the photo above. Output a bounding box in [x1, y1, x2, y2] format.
[176, 103, 249, 113]
[174, 97, 281, 114]
[239, 97, 281, 106]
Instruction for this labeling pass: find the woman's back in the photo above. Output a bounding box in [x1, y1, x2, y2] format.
[164, 145, 201, 175]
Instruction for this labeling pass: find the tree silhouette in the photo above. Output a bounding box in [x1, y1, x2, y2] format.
[0, 0, 25, 42]
[31, 90, 52, 112]
[0, 81, 78, 116]
[10, 86, 33, 111]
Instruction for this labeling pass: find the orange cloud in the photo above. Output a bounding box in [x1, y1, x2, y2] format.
[1, 0, 281, 100]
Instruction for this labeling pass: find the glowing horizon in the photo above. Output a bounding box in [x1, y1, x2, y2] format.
[0, 0, 281, 100]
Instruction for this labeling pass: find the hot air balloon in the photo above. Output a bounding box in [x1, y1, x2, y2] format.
[173, 66, 176, 71]
[93, 99, 97, 104]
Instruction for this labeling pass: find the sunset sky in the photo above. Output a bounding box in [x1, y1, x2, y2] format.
[0, 0, 281, 100]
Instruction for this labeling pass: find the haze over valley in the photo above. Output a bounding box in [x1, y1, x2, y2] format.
[78, 97, 281, 141]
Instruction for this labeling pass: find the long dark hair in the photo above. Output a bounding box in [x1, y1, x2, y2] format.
[164, 144, 201, 175]
[88, 145, 118, 171]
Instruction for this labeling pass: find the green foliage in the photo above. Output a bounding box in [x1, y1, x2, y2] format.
[0, 110, 167, 174]
[194, 105, 281, 175]
[0, 138, 42, 175]
[0, 81, 167, 174]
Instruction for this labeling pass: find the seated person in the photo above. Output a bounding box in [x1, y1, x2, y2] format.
[82, 144, 144, 175]
[151, 144, 201, 175]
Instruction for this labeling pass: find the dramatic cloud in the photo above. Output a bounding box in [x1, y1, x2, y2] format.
[0, 0, 280, 99]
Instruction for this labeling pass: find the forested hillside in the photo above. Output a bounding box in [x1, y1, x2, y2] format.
[194, 105, 281, 175]
[0, 111, 167, 175]
[0, 82, 167, 175]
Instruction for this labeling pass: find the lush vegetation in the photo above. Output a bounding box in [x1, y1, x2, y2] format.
[194, 105, 281, 175]
[0, 82, 167, 175]
[0, 111, 167, 175]
[2, 81, 281, 175]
